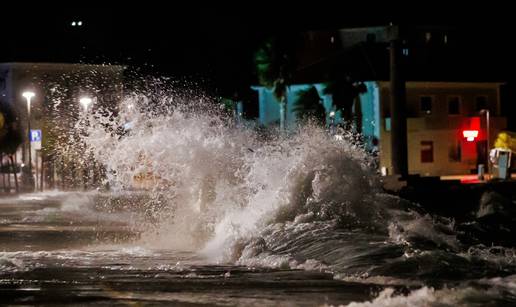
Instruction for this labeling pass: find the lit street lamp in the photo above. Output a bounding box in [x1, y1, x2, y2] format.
[80, 97, 93, 112]
[22, 91, 35, 182]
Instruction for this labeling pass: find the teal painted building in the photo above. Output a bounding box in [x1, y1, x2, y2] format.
[252, 82, 380, 147]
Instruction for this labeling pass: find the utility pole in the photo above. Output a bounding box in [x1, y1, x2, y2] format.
[388, 25, 408, 178]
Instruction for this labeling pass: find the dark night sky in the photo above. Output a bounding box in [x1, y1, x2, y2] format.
[2, 3, 515, 95]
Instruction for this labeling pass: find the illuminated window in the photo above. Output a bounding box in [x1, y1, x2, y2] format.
[421, 141, 434, 163]
[384, 118, 391, 131]
[420, 96, 433, 115]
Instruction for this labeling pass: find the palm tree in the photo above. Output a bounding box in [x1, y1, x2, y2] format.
[293, 86, 326, 126]
[323, 75, 367, 130]
[254, 36, 294, 131]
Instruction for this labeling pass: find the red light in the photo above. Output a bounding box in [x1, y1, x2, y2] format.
[463, 130, 479, 142]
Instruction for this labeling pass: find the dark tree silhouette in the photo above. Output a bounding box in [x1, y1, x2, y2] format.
[254, 36, 296, 131]
[293, 86, 326, 125]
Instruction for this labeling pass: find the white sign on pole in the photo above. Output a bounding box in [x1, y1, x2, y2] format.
[30, 129, 42, 150]
[30, 129, 42, 142]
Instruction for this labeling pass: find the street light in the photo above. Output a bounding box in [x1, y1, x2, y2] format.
[22, 91, 35, 180]
[480, 109, 490, 177]
[79, 97, 93, 112]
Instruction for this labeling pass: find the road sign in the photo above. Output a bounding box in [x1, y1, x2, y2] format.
[30, 129, 42, 142]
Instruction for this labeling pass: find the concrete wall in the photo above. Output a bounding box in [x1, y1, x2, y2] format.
[357, 82, 380, 145]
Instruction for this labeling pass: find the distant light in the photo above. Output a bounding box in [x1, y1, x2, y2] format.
[80, 97, 93, 112]
[329, 111, 335, 118]
[402, 48, 409, 56]
[463, 130, 479, 142]
[77, 21, 83, 26]
[71, 21, 76, 27]
[425, 32, 432, 43]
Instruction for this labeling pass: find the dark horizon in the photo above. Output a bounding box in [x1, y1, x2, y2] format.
[2, 4, 516, 95]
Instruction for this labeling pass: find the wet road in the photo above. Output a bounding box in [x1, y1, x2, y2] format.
[0, 192, 382, 306]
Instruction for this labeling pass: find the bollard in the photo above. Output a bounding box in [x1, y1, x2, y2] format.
[478, 164, 485, 181]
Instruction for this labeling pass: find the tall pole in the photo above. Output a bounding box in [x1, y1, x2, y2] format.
[22, 91, 35, 187]
[486, 109, 490, 177]
[27, 101, 31, 176]
[388, 25, 408, 178]
[479, 109, 491, 178]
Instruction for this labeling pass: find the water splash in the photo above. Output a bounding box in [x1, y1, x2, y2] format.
[77, 93, 381, 255]
[343, 274, 516, 307]
[72, 88, 516, 284]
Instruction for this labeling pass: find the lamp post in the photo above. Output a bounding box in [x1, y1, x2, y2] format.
[22, 91, 35, 181]
[480, 109, 490, 177]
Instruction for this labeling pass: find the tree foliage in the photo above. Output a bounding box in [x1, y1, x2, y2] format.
[293, 86, 326, 125]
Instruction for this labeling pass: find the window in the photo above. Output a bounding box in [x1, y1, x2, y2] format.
[402, 48, 409, 56]
[448, 96, 460, 115]
[449, 141, 461, 162]
[475, 96, 488, 112]
[420, 96, 433, 114]
[421, 141, 434, 163]
[384, 118, 391, 131]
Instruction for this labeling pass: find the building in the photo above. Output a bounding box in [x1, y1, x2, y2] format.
[251, 25, 513, 177]
[376, 81, 505, 176]
[0, 62, 125, 191]
[253, 80, 507, 177]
